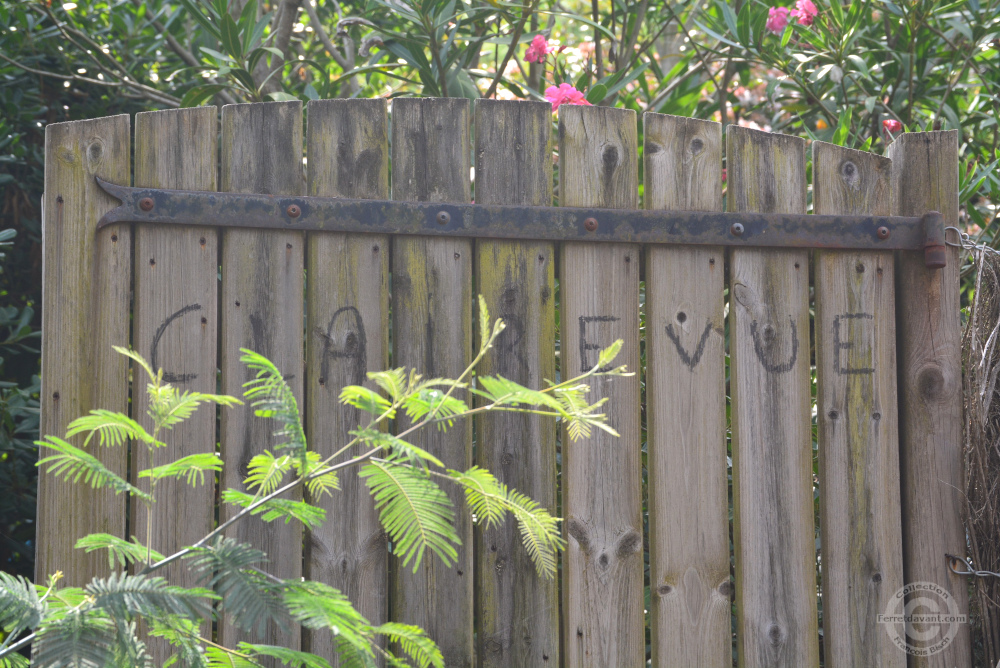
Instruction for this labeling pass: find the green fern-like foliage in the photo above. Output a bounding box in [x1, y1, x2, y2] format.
[0, 572, 43, 639]
[185, 537, 288, 635]
[36, 436, 151, 501]
[449, 467, 564, 578]
[74, 534, 165, 571]
[85, 572, 215, 621]
[359, 459, 459, 571]
[32, 608, 118, 668]
[221, 490, 326, 529]
[240, 348, 307, 467]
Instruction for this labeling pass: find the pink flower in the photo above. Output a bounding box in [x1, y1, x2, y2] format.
[525, 35, 551, 64]
[883, 119, 903, 134]
[766, 6, 790, 34]
[790, 0, 818, 26]
[545, 83, 593, 111]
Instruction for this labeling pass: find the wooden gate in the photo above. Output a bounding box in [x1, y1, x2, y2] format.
[38, 99, 969, 667]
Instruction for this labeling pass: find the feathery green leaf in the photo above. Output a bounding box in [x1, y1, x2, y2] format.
[139, 453, 224, 486]
[36, 437, 152, 500]
[359, 460, 458, 571]
[221, 490, 326, 529]
[74, 534, 165, 570]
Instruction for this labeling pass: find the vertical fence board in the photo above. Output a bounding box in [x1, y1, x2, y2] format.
[304, 98, 390, 664]
[132, 106, 219, 662]
[559, 105, 643, 667]
[219, 101, 305, 654]
[37, 115, 131, 586]
[390, 97, 474, 667]
[473, 99, 557, 667]
[727, 126, 818, 667]
[643, 113, 730, 667]
[132, 106, 219, 576]
[887, 130, 971, 667]
[812, 142, 904, 668]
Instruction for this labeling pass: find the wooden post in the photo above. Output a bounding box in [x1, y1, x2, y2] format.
[888, 130, 971, 667]
[218, 101, 305, 655]
[813, 141, 904, 667]
[643, 112, 730, 667]
[37, 115, 132, 586]
[132, 106, 220, 661]
[390, 97, 474, 667]
[559, 105, 644, 667]
[727, 125, 819, 667]
[473, 99, 557, 667]
[304, 98, 390, 664]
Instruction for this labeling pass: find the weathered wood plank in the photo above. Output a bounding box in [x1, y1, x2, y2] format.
[304, 98, 390, 665]
[643, 112, 729, 667]
[218, 101, 304, 654]
[812, 141, 904, 668]
[132, 106, 219, 663]
[558, 104, 644, 668]
[727, 125, 819, 667]
[132, 106, 219, 577]
[473, 99, 557, 667]
[38, 115, 131, 586]
[887, 130, 971, 667]
[390, 97, 474, 668]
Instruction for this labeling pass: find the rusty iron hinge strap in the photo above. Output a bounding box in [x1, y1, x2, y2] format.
[95, 178, 945, 265]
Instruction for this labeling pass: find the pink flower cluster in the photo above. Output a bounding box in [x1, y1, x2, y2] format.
[766, 0, 818, 34]
[883, 119, 903, 134]
[545, 83, 592, 110]
[525, 35, 551, 64]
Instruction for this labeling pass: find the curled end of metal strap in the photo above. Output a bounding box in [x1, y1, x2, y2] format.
[922, 211, 947, 269]
[95, 176, 127, 230]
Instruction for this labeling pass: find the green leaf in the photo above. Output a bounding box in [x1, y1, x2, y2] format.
[37, 436, 152, 500]
[829, 0, 845, 26]
[832, 106, 852, 146]
[268, 92, 300, 102]
[449, 467, 564, 578]
[74, 534, 165, 570]
[33, 609, 117, 668]
[237, 644, 332, 668]
[736, 1, 752, 47]
[0, 571, 43, 638]
[595, 338, 624, 372]
[139, 453, 224, 486]
[372, 623, 443, 668]
[367, 369, 407, 402]
[181, 84, 229, 108]
[241, 349, 308, 466]
[585, 83, 607, 104]
[359, 460, 459, 570]
[351, 427, 444, 468]
[175, 0, 222, 40]
[720, 0, 739, 37]
[243, 451, 293, 495]
[221, 14, 244, 59]
[65, 409, 156, 449]
[221, 490, 326, 529]
[185, 538, 288, 635]
[339, 386, 393, 417]
[86, 572, 216, 620]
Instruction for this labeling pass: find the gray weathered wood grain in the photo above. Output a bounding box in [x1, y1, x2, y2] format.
[813, 141, 904, 668]
[727, 125, 819, 668]
[132, 106, 219, 577]
[304, 98, 390, 665]
[559, 104, 644, 668]
[643, 112, 730, 667]
[390, 97, 474, 668]
[218, 101, 304, 655]
[38, 115, 131, 586]
[132, 105, 219, 663]
[473, 99, 557, 668]
[887, 130, 971, 668]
